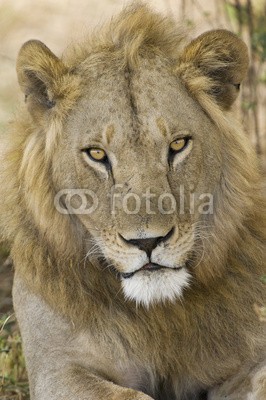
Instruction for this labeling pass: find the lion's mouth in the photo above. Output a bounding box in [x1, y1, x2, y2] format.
[120, 263, 183, 279]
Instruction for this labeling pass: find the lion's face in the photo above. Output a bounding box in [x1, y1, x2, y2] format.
[53, 57, 222, 306]
[16, 21, 248, 306]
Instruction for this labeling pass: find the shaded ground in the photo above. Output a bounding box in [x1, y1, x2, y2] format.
[0, 249, 29, 400]
[0, 251, 13, 317]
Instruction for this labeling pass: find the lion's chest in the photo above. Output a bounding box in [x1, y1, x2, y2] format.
[115, 362, 206, 400]
[76, 329, 202, 399]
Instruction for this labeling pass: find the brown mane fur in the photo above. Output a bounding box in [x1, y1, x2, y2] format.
[0, 2, 265, 385]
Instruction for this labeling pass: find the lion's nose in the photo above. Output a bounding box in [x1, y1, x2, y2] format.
[120, 227, 174, 257]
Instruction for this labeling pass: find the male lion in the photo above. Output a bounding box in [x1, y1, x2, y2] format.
[0, 3, 265, 400]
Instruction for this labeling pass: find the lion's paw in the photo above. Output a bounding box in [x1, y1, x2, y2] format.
[112, 388, 154, 400]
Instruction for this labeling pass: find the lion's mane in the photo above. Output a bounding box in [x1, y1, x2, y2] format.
[0, 3, 265, 384]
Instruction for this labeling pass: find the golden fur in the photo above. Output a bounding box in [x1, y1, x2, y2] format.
[0, 3, 265, 399]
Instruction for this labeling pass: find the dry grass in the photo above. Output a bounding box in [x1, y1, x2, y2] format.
[0, 315, 29, 400]
[0, 248, 28, 400]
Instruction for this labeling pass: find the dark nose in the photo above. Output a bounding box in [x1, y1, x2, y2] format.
[120, 227, 174, 257]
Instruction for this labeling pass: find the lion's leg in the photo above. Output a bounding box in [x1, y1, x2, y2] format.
[208, 363, 266, 400]
[12, 275, 153, 400]
[30, 364, 153, 400]
[250, 365, 266, 399]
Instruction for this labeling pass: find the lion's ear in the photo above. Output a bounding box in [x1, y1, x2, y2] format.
[177, 29, 249, 109]
[17, 40, 67, 112]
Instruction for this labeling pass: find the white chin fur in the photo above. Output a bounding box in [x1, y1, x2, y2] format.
[121, 268, 190, 307]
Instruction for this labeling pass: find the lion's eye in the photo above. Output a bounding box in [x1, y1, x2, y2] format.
[170, 138, 188, 153]
[86, 148, 107, 162]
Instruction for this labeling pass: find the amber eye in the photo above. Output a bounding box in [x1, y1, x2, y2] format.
[87, 148, 107, 162]
[170, 138, 188, 153]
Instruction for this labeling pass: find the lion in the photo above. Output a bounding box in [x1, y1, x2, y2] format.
[0, 2, 265, 399]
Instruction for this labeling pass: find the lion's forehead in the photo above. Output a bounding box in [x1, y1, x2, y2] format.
[68, 56, 212, 149]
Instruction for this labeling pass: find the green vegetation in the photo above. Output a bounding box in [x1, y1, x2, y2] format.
[224, 0, 266, 155]
[0, 315, 29, 400]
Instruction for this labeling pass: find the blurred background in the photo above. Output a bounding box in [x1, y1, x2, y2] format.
[0, 1, 265, 399]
